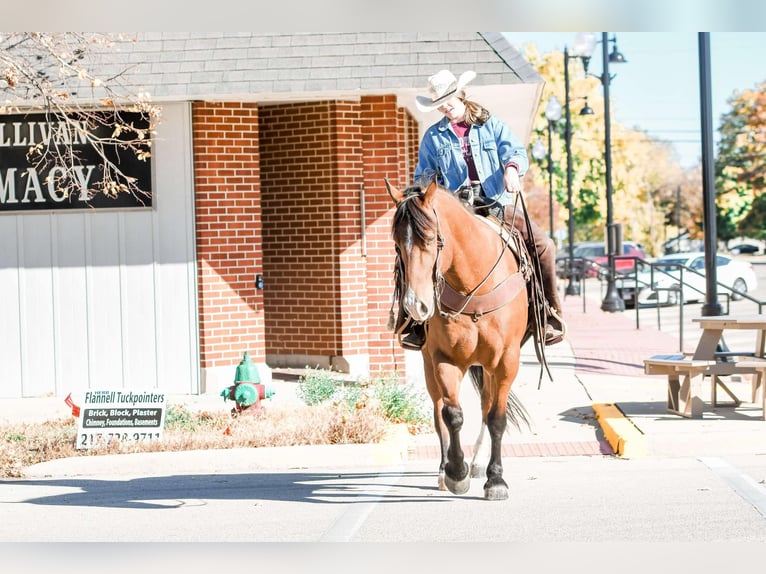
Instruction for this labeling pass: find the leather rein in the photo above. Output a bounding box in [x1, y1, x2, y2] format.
[431, 207, 527, 322]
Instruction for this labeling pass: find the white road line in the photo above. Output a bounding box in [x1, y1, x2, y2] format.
[699, 456, 766, 518]
[319, 465, 406, 542]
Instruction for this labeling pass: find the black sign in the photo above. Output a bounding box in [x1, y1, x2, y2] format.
[0, 110, 153, 212]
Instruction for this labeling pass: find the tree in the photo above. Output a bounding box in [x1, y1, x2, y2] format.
[522, 44, 695, 256]
[716, 80, 766, 240]
[0, 33, 160, 202]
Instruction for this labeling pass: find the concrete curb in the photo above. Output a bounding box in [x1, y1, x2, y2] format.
[592, 403, 646, 458]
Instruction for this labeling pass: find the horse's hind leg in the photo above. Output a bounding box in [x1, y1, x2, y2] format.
[469, 423, 488, 478]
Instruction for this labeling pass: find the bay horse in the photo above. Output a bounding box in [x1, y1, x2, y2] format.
[387, 179, 534, 501]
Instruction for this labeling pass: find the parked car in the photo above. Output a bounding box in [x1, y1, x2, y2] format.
[556, 241, 647, 280]
[730, 243, 760, 255]
[615, 251, 758, 308]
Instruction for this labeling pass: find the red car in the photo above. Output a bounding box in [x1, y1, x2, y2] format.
[572, 241, 647, 279]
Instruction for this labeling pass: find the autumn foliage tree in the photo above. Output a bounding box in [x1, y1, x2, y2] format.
[0, 32, 160, 202]
[716, 80, 766, 240]
[521, 43, 702, 257]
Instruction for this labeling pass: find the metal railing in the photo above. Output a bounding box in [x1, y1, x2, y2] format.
[560, 255, 765, 352]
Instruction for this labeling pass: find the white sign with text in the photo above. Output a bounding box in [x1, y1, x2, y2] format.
[76, 390, 167, 450]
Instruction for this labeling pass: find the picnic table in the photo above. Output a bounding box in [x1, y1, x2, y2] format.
[644, 315, 766, 419]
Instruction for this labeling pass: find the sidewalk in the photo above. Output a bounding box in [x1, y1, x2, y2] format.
[10, 283, 766, 478]
[562, 285, 766, 458]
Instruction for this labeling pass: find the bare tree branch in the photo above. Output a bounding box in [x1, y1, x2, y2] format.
[0, 32, 160, 203]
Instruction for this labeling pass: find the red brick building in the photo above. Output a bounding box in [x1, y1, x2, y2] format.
[0, 33, 542, 398]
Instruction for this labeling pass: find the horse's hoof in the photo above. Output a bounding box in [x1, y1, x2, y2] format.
[445, 473, 471, 495]
[484, 484, 509, 500]
[444, 462, 470, 494]
[470, 463, 486, 478]
[483, 478, 509, 501]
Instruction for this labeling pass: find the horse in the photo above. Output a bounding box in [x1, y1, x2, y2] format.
[387, 179, 535, 500]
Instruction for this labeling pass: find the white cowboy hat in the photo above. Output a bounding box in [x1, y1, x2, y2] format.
[415, 69, 477, 112]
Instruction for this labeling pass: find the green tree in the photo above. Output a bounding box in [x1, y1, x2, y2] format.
[715, 80, 766, 240]
[521, 43, 695, 256]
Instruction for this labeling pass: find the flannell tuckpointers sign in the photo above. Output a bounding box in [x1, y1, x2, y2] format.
[0, 110, 152, 212]
[76, 390, 167, 450]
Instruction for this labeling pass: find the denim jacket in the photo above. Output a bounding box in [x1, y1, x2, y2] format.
[414, 115, 529, 206]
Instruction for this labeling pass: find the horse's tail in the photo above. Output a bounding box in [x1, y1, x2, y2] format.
[468, 365, 531, 431]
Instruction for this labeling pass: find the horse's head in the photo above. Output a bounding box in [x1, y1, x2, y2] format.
[386, 179, 441, 322]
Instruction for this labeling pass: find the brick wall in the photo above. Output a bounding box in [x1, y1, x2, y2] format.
[191, 102, 266, 368]
[360, 95, 419, 374]
[259, 101, 367, 361]
[191, 97, 418, 376]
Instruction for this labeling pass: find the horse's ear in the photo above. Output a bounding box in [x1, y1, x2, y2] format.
[423, 179, 438, 204]
[384, 178, 404, 205]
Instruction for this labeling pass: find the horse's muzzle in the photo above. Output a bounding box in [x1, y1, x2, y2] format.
[403, 287, 434, 322]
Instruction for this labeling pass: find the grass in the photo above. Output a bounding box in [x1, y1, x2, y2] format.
[0, 369, 432, 479]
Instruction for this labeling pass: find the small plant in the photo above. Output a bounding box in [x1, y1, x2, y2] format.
[372, 376, 430, 427]
[297, 368, 430, 429]
[164, 404, 201, 431]
[296, 368, 343, 405]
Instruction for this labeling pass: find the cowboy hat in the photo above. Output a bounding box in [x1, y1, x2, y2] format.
[415, 69, 477, 112]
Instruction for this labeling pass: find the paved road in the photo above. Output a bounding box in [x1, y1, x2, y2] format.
[3, 259, 766, 548]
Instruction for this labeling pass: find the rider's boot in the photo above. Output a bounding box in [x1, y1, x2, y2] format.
[400, 322, 426, 351]
[539, 241, 567, 346]
[541, 272, 567, 345]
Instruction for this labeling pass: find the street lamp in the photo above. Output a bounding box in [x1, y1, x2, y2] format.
[532, 96, 563, 238]
[594, 32, 628, 313]
[563, 33, 597, 296]
[531, 138, 550, 236]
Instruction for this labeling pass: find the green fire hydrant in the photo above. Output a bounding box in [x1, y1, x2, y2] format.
[221, 352, 275, 413]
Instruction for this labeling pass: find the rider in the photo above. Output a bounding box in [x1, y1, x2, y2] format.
[399, 68, 566, 350]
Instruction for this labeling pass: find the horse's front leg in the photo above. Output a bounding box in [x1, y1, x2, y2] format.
[442, 399, 471, 494]
[432, 402, 450, 491]
[483, 365, 518, 501]
[423, 356, 450, 491]
[434, 360, 470, 495]
[483, 401, 509, 500]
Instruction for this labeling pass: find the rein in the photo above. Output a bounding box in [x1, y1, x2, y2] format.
[431, 206, 523, 321]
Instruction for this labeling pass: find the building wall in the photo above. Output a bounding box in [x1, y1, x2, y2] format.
[257, 96, 419, 377]
[191, 102, 267, 392]
[0, 102, 199, 398]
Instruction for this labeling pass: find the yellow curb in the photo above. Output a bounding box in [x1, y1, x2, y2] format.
[592, 403, 646, 458]
[373, 423, 411, 465]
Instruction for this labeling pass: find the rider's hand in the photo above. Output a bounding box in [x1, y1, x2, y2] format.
[504, 165, 522, 193]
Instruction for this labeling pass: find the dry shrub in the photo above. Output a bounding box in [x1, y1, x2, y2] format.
[1, 401, 390, 478]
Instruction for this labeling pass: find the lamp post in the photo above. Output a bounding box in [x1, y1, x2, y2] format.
[531, 138, 550, 232]
[592, 32, 628, 313]
[563, 34, 596, 296]
[532, 96, 563, 238]
[544, 95, 562, 237]
[698, 32, 723, 318]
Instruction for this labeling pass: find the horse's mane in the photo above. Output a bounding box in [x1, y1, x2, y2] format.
[391, 184, 472, 248]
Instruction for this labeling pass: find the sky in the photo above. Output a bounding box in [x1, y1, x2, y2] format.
[504, 32, 766, 168]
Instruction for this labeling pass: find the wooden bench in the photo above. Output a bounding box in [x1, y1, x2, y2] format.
[644, 354, 716, 418]
[644, 353, 766, 419]
[727, 359, 766, 420]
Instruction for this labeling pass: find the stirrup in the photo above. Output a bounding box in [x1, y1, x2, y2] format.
[545, 307, 567, 346]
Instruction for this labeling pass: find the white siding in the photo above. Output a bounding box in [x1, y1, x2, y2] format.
[0, 102, 198, 398]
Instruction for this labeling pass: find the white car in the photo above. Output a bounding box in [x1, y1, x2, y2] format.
[616, 251, 758, 308]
